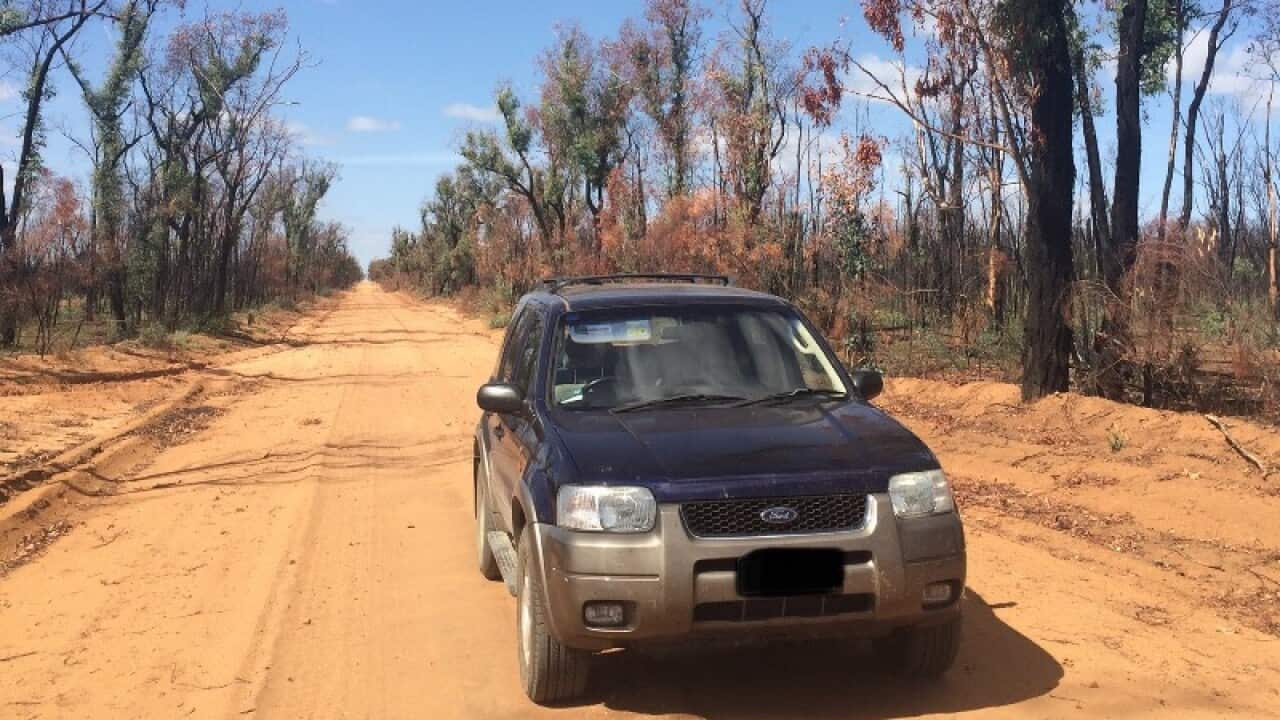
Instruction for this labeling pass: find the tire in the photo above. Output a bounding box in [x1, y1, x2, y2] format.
[516, 526, 590, 704]
[476, 468, 501, 581]
[874, 617, 961, 679]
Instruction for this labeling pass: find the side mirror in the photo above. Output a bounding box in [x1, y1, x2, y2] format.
[851, 369, 883, 401]
[477, 383, 525, 414]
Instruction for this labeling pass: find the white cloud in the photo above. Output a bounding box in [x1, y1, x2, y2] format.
[286, 121, 335, 147]
[1168, 36, 1262, 98]
[346, 115, 402, 133]
[0, 80, 18, 102]
[845, 54, 924, 102]
[770, 125, 843, 178]
[443, 102, 500, 123]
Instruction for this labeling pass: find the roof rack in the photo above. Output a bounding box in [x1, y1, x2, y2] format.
[539, 273, 732, 294]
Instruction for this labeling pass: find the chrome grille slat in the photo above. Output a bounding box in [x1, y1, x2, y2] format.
[679, 494, 869, 538]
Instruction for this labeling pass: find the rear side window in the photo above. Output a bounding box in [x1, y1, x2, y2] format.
[512, 313, 545, 393]
[497, 308, 531, 383]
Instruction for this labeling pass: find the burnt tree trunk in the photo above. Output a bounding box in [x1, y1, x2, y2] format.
[1158, 0, 1186, 240]
[1095, 0, 1147, 401]
[1268, 90, 1278, 319]
[1073, 41, 1110, 279]
[1109, 0, 1146, 295]
[1021, 0, 1077, 401]
[1179, 0, 1234, 230]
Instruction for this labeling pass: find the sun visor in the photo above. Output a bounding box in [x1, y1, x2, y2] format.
[568, 319, 653, 344]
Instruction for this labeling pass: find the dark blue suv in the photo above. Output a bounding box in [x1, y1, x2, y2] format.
[473, 275, 965, 703]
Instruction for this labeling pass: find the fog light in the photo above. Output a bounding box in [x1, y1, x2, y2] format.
[922, 582, 954, 606]
[583, 601, 626, 627]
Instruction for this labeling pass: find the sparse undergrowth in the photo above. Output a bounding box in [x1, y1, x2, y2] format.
[881, 377, 1280, 640]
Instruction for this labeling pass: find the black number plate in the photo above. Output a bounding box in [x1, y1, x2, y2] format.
[736, 548, 844, 597]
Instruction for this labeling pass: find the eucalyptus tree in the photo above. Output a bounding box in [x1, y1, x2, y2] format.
[418, 165, 500, 293]
[197, 11, 301, 315]
[1108, 0, 1149, 302]
[622, 0, 707, 199]
[280, 159, 337, 296]
[461, 86, 567, 255]
[0, 0, 109, 344]
[1179, 0, 1245, 231]
[996, 0, 1077, 400]
[139, 9, 289, 322]
[64, 0, 163, 335]
[709, 0, 793, 226]
[538, 26, 633, 253]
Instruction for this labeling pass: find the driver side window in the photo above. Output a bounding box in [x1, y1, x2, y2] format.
[497, 309, 531, 384]
[512, 313, 544, 394]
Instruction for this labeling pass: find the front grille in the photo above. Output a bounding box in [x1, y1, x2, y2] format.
[680, 494, 869, 538]
[693, 594, 874, 622]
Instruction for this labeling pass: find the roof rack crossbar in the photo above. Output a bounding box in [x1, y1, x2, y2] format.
[539, 273, 732, 294]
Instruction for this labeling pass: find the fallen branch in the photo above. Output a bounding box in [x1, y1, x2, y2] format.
[92, 530, 126, 548]
[1204, 415, 1269, 475]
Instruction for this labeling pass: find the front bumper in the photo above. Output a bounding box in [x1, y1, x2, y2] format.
[531, 494, 965, 650]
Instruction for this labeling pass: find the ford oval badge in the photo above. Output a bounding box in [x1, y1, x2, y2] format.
[760, 506, 799, 525]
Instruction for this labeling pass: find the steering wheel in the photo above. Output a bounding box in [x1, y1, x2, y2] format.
[580, 376, 618, 406]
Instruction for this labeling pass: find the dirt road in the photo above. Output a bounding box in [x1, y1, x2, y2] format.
[2, 283, 1277, 719]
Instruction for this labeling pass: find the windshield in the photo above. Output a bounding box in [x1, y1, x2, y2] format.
[551, 306, 847, 410]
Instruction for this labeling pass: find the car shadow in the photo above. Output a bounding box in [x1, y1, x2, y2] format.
[588, 589, 1061, 719]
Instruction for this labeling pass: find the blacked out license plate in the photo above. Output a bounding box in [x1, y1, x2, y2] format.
[736, 548, 844, 597]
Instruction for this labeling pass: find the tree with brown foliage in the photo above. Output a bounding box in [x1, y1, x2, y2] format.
[622, 0, 708, 199]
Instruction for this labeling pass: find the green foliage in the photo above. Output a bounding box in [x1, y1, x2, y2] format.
[993, 0, 1074, 90]
[77, 0, 157, 233]
[281, 161, 339, 291]
[0, 4, 26, 34]
[1195, 302, 1230, 341]
[1081, 0, 1184, 97]
[1140, 0, 1185, 96]
[137, 322, 168, 348]
[1190, 297, 1280, 350]
[381, 163, 499, 297]
[539, 26, 631, 212]
[829, 204, 870, 279]
[628, 0, 703, 197]
[842, 312, 877, 363]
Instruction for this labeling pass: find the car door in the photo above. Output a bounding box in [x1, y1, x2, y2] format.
[483, 307, 528, 527]
[488, 307, 542, 530]
[493, 309, 545, 530]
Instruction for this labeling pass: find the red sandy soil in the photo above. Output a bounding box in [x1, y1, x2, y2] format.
[0, 283, 1276, 719]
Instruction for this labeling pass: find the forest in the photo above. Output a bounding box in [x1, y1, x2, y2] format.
[371, 0, 1280, 415]
[0, 1, 363, 356]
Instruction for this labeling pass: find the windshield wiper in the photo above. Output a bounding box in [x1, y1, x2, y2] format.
[732, 387, 848, 407]
[611, 393, 747, 413]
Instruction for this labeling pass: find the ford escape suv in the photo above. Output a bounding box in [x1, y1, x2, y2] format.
[473, 274, 965, 703]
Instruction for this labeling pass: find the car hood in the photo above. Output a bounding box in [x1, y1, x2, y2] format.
[548, 401, 937, 502]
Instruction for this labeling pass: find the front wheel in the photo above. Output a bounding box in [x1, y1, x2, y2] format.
[516, 526, 590, 703]
[874, 617, 961, 679]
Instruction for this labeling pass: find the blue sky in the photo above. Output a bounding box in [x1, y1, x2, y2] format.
[1, 0, 1266, 268]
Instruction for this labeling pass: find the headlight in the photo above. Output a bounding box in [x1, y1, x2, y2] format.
[888, 469, 954, 518]
[556, 486, 657, 533]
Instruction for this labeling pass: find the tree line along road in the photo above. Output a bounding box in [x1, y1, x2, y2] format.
[0, 283, 1276, 719]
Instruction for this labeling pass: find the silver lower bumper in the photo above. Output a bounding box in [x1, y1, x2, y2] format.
[530, 495, 966, 650]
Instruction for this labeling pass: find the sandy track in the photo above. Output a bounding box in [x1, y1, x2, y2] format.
[1, 283, 1276, 719]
